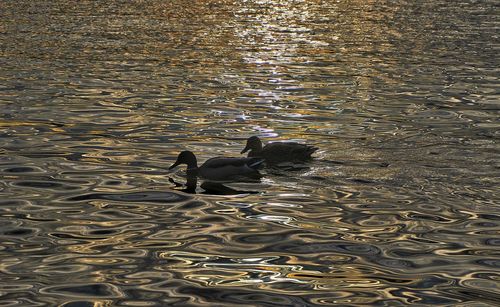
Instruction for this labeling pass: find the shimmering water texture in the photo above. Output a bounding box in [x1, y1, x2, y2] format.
[1, 0, 499, 306]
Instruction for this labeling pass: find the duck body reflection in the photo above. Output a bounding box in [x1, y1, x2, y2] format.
[169, 177, 259, 195]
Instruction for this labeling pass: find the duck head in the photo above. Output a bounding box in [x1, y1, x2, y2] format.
[169, 151, 198, 171]
[241, 136, 263, 154]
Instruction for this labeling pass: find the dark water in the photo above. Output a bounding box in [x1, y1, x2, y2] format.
[1, 1, 499, 306]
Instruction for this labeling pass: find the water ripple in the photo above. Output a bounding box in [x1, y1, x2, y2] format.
[1, 0, 498, 305]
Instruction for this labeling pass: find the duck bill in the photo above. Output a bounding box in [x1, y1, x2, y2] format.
[169, 161, 180, 170]
[241, 145, 250, 154]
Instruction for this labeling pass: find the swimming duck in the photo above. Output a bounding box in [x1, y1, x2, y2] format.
[169, 150, 264, 180]
[241, 136, 318, 164]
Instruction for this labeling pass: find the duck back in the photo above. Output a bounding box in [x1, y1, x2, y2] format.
[261, 142, 318, 164]
[198, 157, 263, 180]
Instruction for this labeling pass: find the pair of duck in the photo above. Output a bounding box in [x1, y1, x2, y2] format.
[169, 136, 318, 180]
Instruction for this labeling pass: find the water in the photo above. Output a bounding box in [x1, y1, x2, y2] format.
[1, 0, 499, 305]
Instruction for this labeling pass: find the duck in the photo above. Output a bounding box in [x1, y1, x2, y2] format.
[240, 136, 318, 164]
[169, 150, 264, 180]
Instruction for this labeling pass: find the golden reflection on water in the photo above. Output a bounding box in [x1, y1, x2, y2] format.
[1, 0, 499, 306]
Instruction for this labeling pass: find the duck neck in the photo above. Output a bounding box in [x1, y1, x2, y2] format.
[250, 143, 263, 156]
[185, 157, 198, 172]
[186, 168, 198, 177]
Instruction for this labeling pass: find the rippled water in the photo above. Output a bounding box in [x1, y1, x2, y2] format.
[1, 1, 499, 306]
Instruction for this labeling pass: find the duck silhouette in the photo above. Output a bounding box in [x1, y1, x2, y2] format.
[169, 150, 264, 181]
[241, 136, 318, 164]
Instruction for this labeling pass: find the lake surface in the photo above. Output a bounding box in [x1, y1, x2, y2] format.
[1, 1, 499, 306]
